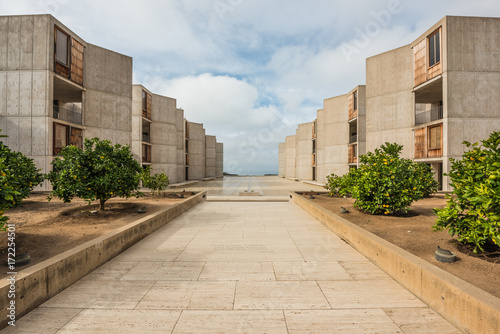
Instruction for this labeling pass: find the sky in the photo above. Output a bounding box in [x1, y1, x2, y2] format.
[2, 1, 500, 175]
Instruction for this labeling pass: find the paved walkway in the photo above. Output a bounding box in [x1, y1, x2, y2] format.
[3, 198, 459, 333]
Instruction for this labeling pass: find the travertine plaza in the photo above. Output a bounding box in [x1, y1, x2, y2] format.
[0, 177, 461, 333]
[279, 16, 500, 191]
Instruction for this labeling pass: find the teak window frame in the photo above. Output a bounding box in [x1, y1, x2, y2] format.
[428, 124, 443, 151]
[55, 27, 70, 67]
[428, 29, 441, 68]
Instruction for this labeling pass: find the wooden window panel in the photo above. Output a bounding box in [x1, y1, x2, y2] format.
[414, 128, 426, 159]
[70, 128, 83, 149]
[70, 38, 84, 85]
[53, 123, 68, 155]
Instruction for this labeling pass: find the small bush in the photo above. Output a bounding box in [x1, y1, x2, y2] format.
[0, 133, 44, 229]
[141, 166, 170, 195]
[433, 131, 500, 253]
[326, 170, 358, 198]
[326, 143, 438, 215]
[48, 138, 143, 211]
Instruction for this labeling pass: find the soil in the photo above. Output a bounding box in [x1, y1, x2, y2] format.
[0, 192, 196, 279]
[303, 193, 500, 299]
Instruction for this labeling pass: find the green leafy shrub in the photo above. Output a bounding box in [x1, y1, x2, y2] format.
[433, 131, 500, 253]
[352, 143, 438, 215]
[326, 169, 358, 197]
[48, 137, 143, 211]
[0, 133, 44, 229]
[141, 166, 170, 195]
[326, 143, 438, 215]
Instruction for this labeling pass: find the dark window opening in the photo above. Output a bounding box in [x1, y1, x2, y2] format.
[55, 28, 69, 66]
[53, 123, 83, 155]
[429, 30, 441, 67]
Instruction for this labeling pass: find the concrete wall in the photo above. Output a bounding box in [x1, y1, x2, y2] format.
[278, 142, 286, 177]
[295, 122, 314, 180]
[205, 135, 216, 178]
[445, 16, 500, 159]
[0, 15, 53, 187]
[216, 142, 223, 177]
[83, 44, 132, 146]
[354, 85, 367, 161]
[0, 15, 89, 190]
[366, 45, 414, 159]
[316, 94, 349, 183]
[284, 135, 296, 179]
[131, 86, 186, 184]
[187, 121, 205, 180]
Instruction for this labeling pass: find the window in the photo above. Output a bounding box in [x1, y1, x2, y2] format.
[428, 30, 441, 67]
[55, 28, 69, 66]
[142, 91, 147, 112]
[353, 91, 358, 111]
[54, 123, 68, 155]
[53, 123, 83, 155]
[428, 125, 442, 150]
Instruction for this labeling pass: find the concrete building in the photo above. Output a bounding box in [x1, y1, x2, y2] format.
[280, 16, 500, 191]
[0, 14, 224, 188]
[295, 121, 315, 181]
[0, 14, 132, 190]
[131, 85, 185, 184]
[205, 135, 216, 178]
[216, 142, 224, 177]
[185, 121, 205, 180]
[366, 45, 415, 160]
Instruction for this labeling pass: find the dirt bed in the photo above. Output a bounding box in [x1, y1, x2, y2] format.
[0, 192, 193, 279]
[305, 193, 500, 299]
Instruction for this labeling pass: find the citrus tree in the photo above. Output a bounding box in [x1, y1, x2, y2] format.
[326, 142, 438, 215]
[0, 132, 44, 229]
[47, 137, 143, 210]
[434, 131, 500, 253]
[141, 166, 170, 195]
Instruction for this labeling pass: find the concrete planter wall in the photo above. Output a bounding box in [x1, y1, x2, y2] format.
[291, 192, 500, 334]
[0, 192, 206, 329]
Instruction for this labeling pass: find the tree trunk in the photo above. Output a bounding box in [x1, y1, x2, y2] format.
[100, 199, 106, 211]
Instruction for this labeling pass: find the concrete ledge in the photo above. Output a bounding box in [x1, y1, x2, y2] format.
[169, 180, 200, 188]
[290, 192, 500, 334]
[201, 177, 216, 181]
[302, 180, 327, 188]
[207, 196, 289, 202]
[0, 192, 206, 329]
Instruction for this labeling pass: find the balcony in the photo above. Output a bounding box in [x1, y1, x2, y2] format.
[53, 104, 82, 125]
[142, 134, 151, 143]
[349, 134, 357, 144]
[415, 106, 443, 126]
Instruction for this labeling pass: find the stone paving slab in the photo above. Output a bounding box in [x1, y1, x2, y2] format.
[2, 201, 460, 333]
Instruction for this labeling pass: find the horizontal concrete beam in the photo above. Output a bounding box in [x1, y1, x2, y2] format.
[290, 192, 500, 334]
[0, 192, 206, 329]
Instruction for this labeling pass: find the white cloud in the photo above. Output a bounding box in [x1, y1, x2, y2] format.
[1, 0, 500, 173]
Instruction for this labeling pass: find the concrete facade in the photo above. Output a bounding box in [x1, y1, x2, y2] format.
[216, 142, 223, 177]
[0, 14, 223, 188]
[295, 121, 315, 181]
[279, 16, 500, 191]
[186, 121, 206, 180]
[205, 135, 217, 178]
[131, 85, 186, 184]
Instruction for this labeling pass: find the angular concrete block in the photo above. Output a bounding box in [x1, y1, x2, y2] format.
[20, 16, 34, 70]
[19, 71, 33, 116]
